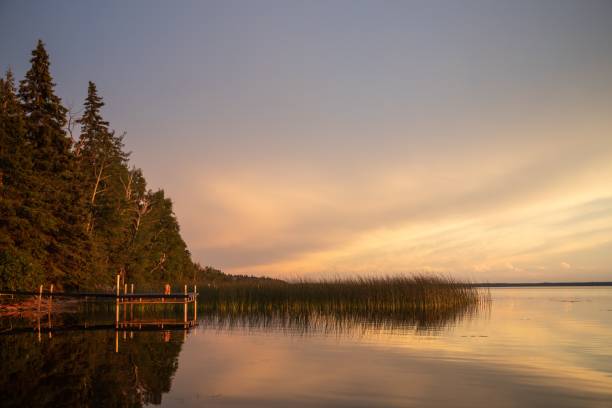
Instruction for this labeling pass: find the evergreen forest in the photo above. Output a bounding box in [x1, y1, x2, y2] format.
[0, 40, 241, 291]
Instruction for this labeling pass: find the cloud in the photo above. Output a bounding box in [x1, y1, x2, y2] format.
[177, 134, 612, 281]
[155, 65, 612, 282]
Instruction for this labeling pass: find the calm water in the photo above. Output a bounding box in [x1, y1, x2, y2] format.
[2, 288, 612, 407]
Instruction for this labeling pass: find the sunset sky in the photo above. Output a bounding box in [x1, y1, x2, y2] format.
[2, 0, 611, 281]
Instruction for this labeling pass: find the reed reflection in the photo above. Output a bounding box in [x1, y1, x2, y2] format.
[199, 306, 487, 337]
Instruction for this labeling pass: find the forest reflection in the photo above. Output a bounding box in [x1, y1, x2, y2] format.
[0, 329, 184, 408]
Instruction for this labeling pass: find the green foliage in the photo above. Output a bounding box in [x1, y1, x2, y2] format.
[14, 40, 91, 288]
[75, 80, 131, 287]
[0, 40, 216, 290]
[0, 248, 44, 290]
[125, 189, 194, 287]
[0, 67, 48, 289]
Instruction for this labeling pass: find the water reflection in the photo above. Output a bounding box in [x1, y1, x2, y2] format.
[2, 289, 611, 407]
[0, 329, 184, 407]
[199, 300, 486, 336]
[0, 299, 481, 407]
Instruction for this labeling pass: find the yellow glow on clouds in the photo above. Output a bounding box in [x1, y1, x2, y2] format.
[174, 122, 612, 281]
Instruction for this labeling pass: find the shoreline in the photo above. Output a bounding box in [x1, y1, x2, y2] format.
[0, 296, 79, 318]
[474, 282, 612, 287]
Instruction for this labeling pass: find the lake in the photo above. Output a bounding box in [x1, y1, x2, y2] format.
[2, 287, 611, 407]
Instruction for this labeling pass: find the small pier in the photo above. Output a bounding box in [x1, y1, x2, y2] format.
[0, 274, 199, 349]
[111, 275, 198, 331]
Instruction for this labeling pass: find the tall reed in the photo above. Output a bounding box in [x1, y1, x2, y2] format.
[197, 274, 488, 331]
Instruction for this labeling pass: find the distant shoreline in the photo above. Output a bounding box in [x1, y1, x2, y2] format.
[474, 282, 612, 287]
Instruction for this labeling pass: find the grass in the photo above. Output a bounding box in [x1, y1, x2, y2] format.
[197, 275, 489, 332]
[199, 274, 484, 311]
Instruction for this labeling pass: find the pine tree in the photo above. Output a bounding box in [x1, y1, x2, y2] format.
[19, 41, 70, 164]
[0, 69, 28, 192]
[77, 81, 129, 232]
[0, 69, 44, 289]
[17, 40, 91, 288]
[76, 81, 130, 284]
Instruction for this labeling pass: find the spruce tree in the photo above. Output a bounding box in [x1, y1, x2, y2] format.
[0, 70, 44, 289]
[19, 41, 70, 163]
[18, 40, 90, 288]
[0, 70, 28, 193]
[77, 81, 128, 232]
[77, 81, 129, 284]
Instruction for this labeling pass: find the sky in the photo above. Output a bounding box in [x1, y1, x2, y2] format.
[1, 0, 611, 282]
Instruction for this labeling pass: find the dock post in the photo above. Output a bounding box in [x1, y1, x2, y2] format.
[194, 285, 197, 321]
[48, 284, 53, 331]
[130, 284, 134, 321]
[184, 285, 188, 323]
[37, 285, 42, 343]
[37, 284, 43, 314]
[115, 274, 120, 329]
[123, 282, 127, 322]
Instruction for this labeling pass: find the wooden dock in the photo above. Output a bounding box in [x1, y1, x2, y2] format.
[0, 274, 200, 346]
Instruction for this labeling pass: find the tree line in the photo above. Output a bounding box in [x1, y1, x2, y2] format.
[0, 40, 240, 290]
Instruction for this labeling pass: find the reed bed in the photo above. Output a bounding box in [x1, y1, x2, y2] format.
[200, 275, 488, 318]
